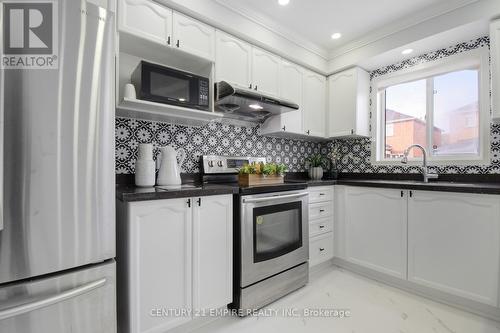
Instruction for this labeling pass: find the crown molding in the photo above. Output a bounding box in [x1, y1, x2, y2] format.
[213, 0, 480, 63]
[328, 0, 480, 60]
[214, 0, 329, 60]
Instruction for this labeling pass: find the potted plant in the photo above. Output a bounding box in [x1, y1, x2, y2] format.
[306, 154, 326, 180]
[238, 162, 287, 186]
[328, 144, 341, 180]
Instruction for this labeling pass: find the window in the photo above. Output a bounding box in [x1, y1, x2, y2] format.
[372, 48, 490, 164]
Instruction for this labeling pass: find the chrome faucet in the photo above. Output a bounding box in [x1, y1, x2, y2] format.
[401, 144, 438, 183]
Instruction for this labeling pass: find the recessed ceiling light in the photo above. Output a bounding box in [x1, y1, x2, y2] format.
[249, 104, 264, 110]
[278, 0, 289, 6]
[331, 32, 342, 40]
[402, 48, 414, 55]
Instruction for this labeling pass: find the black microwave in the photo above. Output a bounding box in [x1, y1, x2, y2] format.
[131, 61, 209, 111]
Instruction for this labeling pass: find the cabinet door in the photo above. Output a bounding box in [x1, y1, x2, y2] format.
[172, 12, 215, 61]
[328, 69, 357, 137]
[128, 199, 192, 333]
[343, 187, 407, 279]
[408, 191, 500, 306]
[215, 31, 252, 88]
[303, 71, 326, 138]
[119, 0, 172, 46]
[279, 60, 303, 133]
[491, 20, 500, 121]
[251, 47, 281, 97]
[193, 195, 233, 310]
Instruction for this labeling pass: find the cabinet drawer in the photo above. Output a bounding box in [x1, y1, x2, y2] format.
[308, 187, 334, 203]
[309, 232, 333, 267]
[309, 202, 333, 220]
[309, 217, 333, 237]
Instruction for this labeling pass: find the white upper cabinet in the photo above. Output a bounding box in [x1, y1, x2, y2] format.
[251, 47, 281, 97]
[327, 67, 370, 138]
[407, 191, 500, 306]
[215, 31, 252, 88]
[119, 0, 173, 45]
[491, 19, 500, 121]
[338, 187, 408, 279]
[260, 60, 304, 135]
[172, 12, 216, 61]
[303, 70, 327, 138]
[119, 0, 215, 61]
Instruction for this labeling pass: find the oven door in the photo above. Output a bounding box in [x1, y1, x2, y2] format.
[240, 191, 309, 287]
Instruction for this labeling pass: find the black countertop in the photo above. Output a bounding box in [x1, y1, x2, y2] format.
[117, 181, 308, 202]
[116, 183, 239, 202]
[117, 174, 500, 202]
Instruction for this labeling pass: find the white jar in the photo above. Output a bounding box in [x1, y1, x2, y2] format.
[135, 144, 155, 187]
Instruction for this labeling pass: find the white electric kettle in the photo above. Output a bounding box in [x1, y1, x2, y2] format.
[156, 146, 185, 187]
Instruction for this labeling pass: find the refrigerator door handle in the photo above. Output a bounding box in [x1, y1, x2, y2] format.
[0, 278, 106, 321]
[0, 62, 3, 232]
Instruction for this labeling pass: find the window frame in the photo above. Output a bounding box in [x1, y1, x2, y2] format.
[370, 47, 491, 166]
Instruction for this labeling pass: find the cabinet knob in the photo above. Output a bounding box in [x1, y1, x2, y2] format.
[167, 36, 171, 45]
[319, 247, 325, 252]
[282, 126, 286, 131]
[319, 225, 325, 229]
[187, 199, 191, 208]
[176, 40, 180, 48]
[306, 130, 310, 135]
[249, 84, 252, 89]
[197, 198, 201, 206]
[254, 85, 258, 91]
[351, 129, 354, 135]
[319, 209, 325, 212]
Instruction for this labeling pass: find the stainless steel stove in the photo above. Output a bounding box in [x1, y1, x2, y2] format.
[201, 155, 309, 313]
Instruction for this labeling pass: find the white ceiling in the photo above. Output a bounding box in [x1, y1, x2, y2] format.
[214, 0, 479, 54]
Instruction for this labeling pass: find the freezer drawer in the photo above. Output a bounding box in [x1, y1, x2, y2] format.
[0, 261, 116, 333]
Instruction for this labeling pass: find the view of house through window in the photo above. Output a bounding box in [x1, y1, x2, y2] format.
[383, 69, 480, 160]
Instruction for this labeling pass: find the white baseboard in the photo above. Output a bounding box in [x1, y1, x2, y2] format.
[332, 257, 500, 322]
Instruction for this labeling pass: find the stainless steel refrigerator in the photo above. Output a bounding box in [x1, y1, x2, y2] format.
[0, 1, 116, 332]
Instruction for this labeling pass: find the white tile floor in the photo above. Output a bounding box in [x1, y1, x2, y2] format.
[192, 266, 500, 333]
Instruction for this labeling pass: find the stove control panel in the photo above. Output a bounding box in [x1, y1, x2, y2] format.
[202, 155, 266, 174]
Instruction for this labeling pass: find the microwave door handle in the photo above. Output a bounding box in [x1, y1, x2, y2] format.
[242, 192, 309, 204]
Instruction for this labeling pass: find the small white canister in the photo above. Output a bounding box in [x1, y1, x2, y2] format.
[135, 144, 155, 187]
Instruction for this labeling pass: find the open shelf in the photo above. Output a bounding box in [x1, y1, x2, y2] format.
[116, 98, 223, 127]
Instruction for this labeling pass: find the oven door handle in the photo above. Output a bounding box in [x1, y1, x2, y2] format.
[242, 192, 309, 204]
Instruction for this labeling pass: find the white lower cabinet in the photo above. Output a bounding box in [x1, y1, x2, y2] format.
[335, 186, 500, 308]
[193, 195, 233, 310]
[119, 195, 232, 333]
[307, 186, 334, 268]
[340, 186, 407, 279]
[407, 190, 500, 306]
[309, 232, 334, 267]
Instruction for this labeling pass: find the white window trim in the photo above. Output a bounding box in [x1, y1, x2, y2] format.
[370, 47, 491, 166]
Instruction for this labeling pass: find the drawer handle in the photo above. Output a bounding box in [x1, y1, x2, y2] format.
[319, 193, 325, 196]
[319, 209, 325, 212]
[319, 247, 325, 252]
[319, 225, 325, 229]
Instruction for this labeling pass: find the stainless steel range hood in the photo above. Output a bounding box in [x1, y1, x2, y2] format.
[214, 81, 299, 123]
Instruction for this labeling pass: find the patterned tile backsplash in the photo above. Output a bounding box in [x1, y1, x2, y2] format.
[115, 35, 498, 176]
[328, 35, 500, 175]
[115, 117, 326, 174]
[329, 123, 500, 174]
